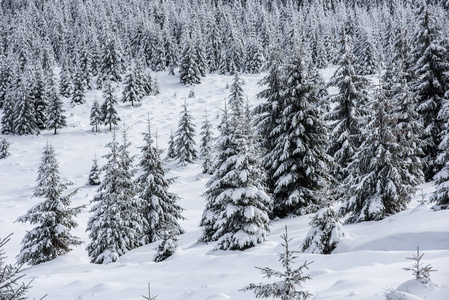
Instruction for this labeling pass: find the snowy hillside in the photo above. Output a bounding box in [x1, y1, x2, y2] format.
[1, 70, 448, 300]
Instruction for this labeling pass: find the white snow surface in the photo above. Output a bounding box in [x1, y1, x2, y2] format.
[1, 69, 449, 300]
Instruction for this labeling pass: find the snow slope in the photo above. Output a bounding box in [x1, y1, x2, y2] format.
[0, 70, 448, 300]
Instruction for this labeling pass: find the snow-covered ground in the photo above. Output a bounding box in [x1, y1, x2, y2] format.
[0, 69, 448, 300]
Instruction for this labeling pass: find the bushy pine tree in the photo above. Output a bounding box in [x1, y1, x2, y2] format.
[1, 93, 15, 135]
[245, 39, 265, 74]
[326, 31, 370, 182]
[301, 203, 343, 254]
[153, 230, 179, 263]
[86, 129, 141, 264]
[242, 226, 312, 299]
[174, 102, 198, 166]
[122, 64, 144, 107]
[409, 1, 449, 180]
[0, 234, 31, 299]
[228, 73, 245, 114]
[136, 119, 184, 244]
[46, 78, 66, 135]
[200, 95, 271, 250]
[266, 52, 330, 218]
[13, 74, 39, 136]
[195, 37, 208, 77]
[31, 68, 48, 130]
[71, 66, 87, 106]
[17, 143, 83, 265]
[179, 38, 201, 86]
[59, 61, 72, 98]
[99, 36, 126, 84]
[353, 27, 378, 75]
[90, 99, 103, 133]
[87, 155, 101, 186]
[200, 111, 214, 174]
[343, 87, 422, 223]
[165, 129, 176, 160]
[101, 82, 120, 131]
[0, 137, 10, 159]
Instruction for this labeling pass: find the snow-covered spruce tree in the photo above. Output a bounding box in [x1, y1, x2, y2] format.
[199, 95, 271, 250]
[179, 37, 201, 86]
[353, 27, 378, 76]
[301, 202, 344, 254]
[0, 234, 31, 299]
[1, 91, 16, 135]
[200, 111, 215, 174]
[254, 49, 284, 196]
[98, 35, 126, 84]
[101, 81, 120, 131]
[13, 73, 39, 136]
[242, 226, 312, 299]
[122, 63, 145, 107]
[87, 155, 101, 186]
[403, 246, 436, 284]
[86, 129, 141, 264]
[17, 143, 83, 265]
[195, 36, 208, 78]
[0, 56, 13, 109]
[174, 102, 198, 166]
[409, 1, 449, 180]
[267, 52, 331, 218]
[30, 67, 48, 130]
[70, 66, 87, 106]
[245, 38, 265, 74]
[165, 129, 176, 160]
[89, 99, 103, 133]
[136, 118, 184, 244]
[59, 60, 72, 98]
[343, 86, 422, 223]
[46, 77, 67, 135]
[228, 73, 245, 115]
[326, 30, 370, 182]
[0, 137, 10, 159]
[153, 229, 180, 263]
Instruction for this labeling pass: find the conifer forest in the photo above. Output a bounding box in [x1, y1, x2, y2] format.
[0, 0, 449, 299]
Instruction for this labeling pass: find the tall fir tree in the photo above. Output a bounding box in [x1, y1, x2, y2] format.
[326, 30, 370, 182]
[266, 52, 330, 218]
[31, 67, 48, 130]
[174, 102, 198, 166]
[409, 1, 449, 180]
[101, 81, 120, 131]
[87, 155, 101, 186]
[90, 99, 103, 133]
[13, 72, 39, 136]
[165, 129, 177, 160]
[99, 35, 126, 84]
[59, 60, 72, 98]
[136, 118, 184, 244]
[353, 27, 378, 75]
[17, 143, 83, 265]
[46, 76, 66, 135]
[122, 63, 145, 107]
[71, 66, 87, 106]
[86, 129, 141, 264]
[343, 86, 423, 223]
[200, 111, 215, 174]
[1, 94, 15, 135]
[179, 37, 201, 86]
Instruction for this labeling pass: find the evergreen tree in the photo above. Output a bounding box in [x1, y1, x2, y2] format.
[59, 60, 72, 98]
[17, 143, 83, 265]
[174, 102, 198, 166]
[245, 38, 265, 74]
[409, 1, 449, 180]
[1, 93, 15, 135]
[86, 130, 141, 264]
[99, 35, 126, 84]
[200, 111, 215, 174]
[195, 36, 208, 77]
[0, 137, 10, 159]
[242, 226, 312, 299]
[30, 68, 48, 130]
[46, 78, 66, 135]
[0, 56, 13, 109]
[87, 155, 101, 186]
[136, 119, 184, 244]
[101, 82, 120, 131]
[343, 86, 422, 223]
[228, 73, 245, 114]
[13, 75, 39, 136]
[326, 31, 370, 182]
[0, 234, 31, 299]
[353, 27, 378, 75]
[90, 99, 103, 133]
[301, 203, 343, 254]
[153, 230, 179, 263]
[71, 66, 87, 106]
[267, 53, 330, 218]
[179, 38, 201, 86]
[165, 129, 176, 160]
[122, 64, 145, 107]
